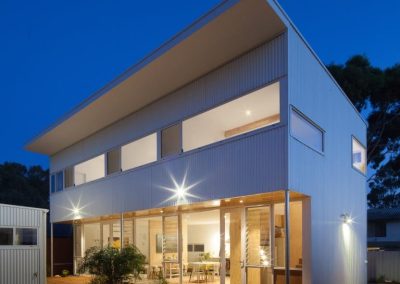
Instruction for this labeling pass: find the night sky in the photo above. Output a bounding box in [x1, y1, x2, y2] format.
[1, 0, 399, 168]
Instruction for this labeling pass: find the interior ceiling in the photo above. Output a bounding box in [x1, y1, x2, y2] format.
[26, 0, 286, 155]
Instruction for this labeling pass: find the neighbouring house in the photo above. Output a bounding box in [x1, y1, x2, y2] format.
[0, 203, 48, 284]
[368, 208, 400, 250]
[25, 0, 367, 283]
[367, 209, 400, 282]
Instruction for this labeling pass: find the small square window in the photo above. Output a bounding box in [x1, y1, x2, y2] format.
[352, 137, 366, 174]
[161, 124, 181, 158]
[15, 228, 37, 246]
[0, 228, 13, 245]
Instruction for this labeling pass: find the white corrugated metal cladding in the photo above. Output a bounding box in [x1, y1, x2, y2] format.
[0, 203, 48, 284]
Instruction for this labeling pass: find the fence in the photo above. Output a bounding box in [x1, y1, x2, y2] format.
[368, 250, 400, 282]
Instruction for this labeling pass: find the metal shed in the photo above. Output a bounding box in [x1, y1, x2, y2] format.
[0, 203, 48, 284]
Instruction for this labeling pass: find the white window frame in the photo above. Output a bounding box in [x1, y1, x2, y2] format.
[351, 135, 367, 175]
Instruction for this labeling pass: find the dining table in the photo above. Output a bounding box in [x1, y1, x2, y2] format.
[189, 261, 220, 283]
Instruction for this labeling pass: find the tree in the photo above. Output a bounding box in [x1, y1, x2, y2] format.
[328, 56, 400, 208]
[0, 162, 49, 209]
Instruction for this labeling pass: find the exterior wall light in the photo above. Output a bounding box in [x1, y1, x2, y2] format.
[341, 213, 353, 225]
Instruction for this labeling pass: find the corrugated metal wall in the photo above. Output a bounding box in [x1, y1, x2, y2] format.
[0, 248, 39, 284]
[368, 251, 400, 282]
[287, 27, 367, 284]
[51, 32, 288, 171]
[0, 205, 42, 227]
[0, 204, 47, 284]
[51, 125, 288, 222]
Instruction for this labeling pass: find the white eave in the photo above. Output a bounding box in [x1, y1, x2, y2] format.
[25, 0, 287, 155]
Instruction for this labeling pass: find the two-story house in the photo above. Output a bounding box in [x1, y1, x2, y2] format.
[26, 0, 367, 283]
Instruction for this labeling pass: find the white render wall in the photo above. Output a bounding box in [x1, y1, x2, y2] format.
[287, 27, 367, 284]
[0, 204, 48, 284]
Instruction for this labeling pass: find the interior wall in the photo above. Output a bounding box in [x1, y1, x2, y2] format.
[121, 133, 157, 171]
[187, 224, 220, 260]
[149, 220, 162, 266]
[74, 155, 105, 185]
[290, 201, 302, 268]
[135, 219, 149, 262]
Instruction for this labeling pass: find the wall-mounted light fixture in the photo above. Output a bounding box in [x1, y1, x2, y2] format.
[340, 213, 353, 225]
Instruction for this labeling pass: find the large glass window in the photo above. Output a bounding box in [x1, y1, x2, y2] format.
[15, 228, 37, 245]
[74, 155, 105, 186]
[121, 133, 157, 171]
[183, 82, 280, 152]
[161, 124, 181, 158]
[352, 137, 366, 174]
[84, 223, 100, 251]
[290, 108, 324, 152]
[0, 228, 13, 245]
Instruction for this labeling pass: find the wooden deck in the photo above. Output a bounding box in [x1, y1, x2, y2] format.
[47, 276, 91, 284]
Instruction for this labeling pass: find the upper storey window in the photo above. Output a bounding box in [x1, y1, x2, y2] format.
[74, 154, 105, 186]
[290, 108, 324, 153]
[352, 137, 366, 174]
[182, 82, 280, 152]
[121, 133, 157, 171]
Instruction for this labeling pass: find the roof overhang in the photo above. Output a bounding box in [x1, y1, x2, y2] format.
[26, 0, 287, 155]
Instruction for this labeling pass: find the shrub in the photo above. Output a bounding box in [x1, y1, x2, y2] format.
[78, 245, 146, 284]
[61, 269, 70, 277]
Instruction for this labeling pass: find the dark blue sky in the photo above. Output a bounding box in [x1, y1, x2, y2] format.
[1, 0, 399, 168]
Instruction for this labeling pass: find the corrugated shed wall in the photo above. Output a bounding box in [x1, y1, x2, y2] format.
[0, 204, 47, 284]
[287, 28, 367, 284]
[0, 205, 42, 227]
[51, 32, 288, 171]
[0, 249, 40, 284]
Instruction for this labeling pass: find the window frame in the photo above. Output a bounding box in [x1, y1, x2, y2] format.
[0, 227, 14, 246]
[351, 135, 367, 176]
[14, 227, 38, 246]
[289, 106, 325, 155]
[161, 123, 182, 159]
[55, 171, 64, 192]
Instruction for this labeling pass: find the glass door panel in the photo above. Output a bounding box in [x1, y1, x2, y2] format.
[112, 222, 121, 248]
[123, 220, 134, 247]
[163, 216, 180, 280]
[102, 224, 110, 248]
[246, 206, 273, 284]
